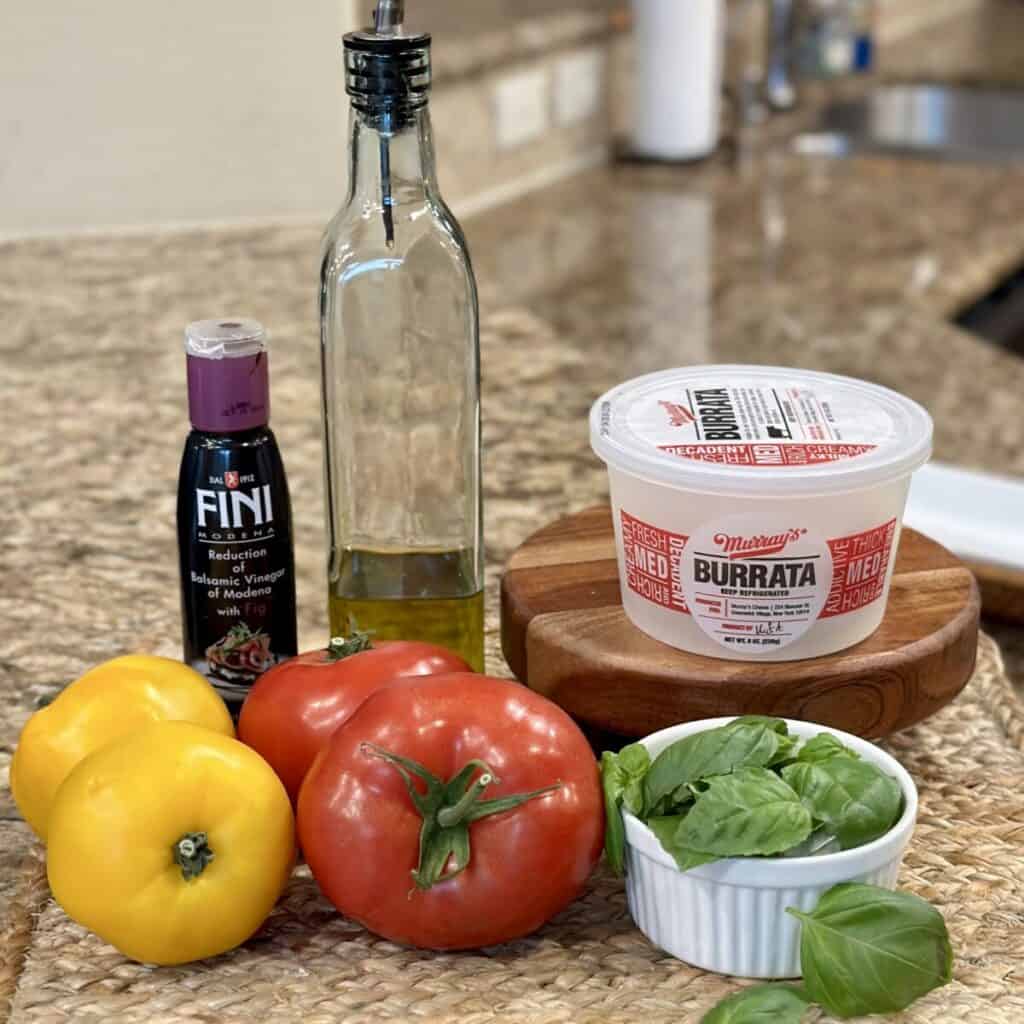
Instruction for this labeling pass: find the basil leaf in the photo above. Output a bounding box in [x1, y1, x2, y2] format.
[785, 823, 840, 858]
[796, 732, 860, 763]
[782, 756, 902, 850]
[601, 755, 627, 875]
[643, 723, 783, 811]
[730, 720, 794, 765]
[647, 814, 719, 872]
[768, 733, 800, 766]
[618, 742, 650, 775]
[788, 883, 953, 1018]
[680, 767, 813, 857]
[724, 715, 789, 735]
[700, 984, 810, 1023]
[622, 777, 645, 816]
[600, 744, 650, 875]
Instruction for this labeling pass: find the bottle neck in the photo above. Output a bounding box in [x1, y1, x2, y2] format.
[186, 352, 270, 433]
[348, 105, 438, 207]
[189, 425, 269, 442]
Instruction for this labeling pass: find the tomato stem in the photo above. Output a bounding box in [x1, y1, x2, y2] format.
[326, 631, 373, 661]
[361, 743, 563, 890]
[173, 831, 214, 881]
[436, 773, 494, 828]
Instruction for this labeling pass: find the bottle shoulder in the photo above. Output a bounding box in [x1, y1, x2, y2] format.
[322, 194, 469, 256]
[320, 200, 476, 294]
[182, 427, 279, 454]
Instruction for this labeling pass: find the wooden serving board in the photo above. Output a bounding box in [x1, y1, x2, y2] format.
[967, 560, 1024, 624]
[500, 507, 980, 739]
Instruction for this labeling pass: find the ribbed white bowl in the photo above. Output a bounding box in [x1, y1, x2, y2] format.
[623, 717, 917, 979]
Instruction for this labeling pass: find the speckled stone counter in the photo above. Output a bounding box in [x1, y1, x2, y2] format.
[3, 4, 1024, 912]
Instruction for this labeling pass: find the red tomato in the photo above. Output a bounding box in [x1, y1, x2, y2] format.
[297, 673, 604, 950]
[238, 639, 471, 803]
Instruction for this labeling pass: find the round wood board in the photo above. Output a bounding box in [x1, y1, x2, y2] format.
[500, 506, 980, 739]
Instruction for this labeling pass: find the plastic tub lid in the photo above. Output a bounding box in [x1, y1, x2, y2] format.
[590, 365, 933, 497]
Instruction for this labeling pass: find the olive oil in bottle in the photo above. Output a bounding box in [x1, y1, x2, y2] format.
[328, 549, 483, 671]
[319, 2, 484, 669]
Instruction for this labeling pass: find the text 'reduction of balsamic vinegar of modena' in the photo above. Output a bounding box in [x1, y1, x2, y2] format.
[177, 319, 297, 711]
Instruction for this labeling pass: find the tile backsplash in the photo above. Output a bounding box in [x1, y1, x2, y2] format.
[422, 0, 989, 215]
[416, 1, 620, 215]
[408, 0, 614, 40]
[874, 0, 987, 43]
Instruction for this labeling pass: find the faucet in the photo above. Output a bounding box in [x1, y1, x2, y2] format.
[764, 0, 798, 110]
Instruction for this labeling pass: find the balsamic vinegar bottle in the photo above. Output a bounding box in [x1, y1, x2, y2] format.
[177, 319, 297, 711]
[319, 1, 484, 670]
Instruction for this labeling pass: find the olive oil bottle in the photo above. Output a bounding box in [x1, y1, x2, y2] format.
[319, 1, 484, 670]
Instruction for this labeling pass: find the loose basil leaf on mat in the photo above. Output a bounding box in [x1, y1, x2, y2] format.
[796, 732, 860, 764]
[788, 883, 953, 1018]
[647, 814, 719, 872]
[600, 744, 651, 875]
[679, 767, 813, 857]
[700, 984, 810, 1023]
[643, 722, 785, 812]
[782, 756, 902, 850]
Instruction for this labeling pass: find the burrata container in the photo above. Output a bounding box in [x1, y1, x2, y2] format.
[590, 365, 933, 661]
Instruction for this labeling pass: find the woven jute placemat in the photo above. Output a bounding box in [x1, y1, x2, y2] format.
[1, 632, 1023, 1024]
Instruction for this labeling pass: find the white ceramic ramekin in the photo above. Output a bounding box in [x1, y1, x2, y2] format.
[590, 366, 933, 661]
[623, 717, 918, 979]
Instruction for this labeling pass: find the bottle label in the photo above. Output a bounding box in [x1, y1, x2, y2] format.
[180, 445, 296, 703]
[620, 509, 897, 653]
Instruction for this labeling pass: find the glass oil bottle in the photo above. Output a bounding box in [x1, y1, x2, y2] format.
[319, 1, 484, 670]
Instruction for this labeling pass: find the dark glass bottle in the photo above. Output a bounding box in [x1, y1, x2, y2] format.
[176, 319, 297, 711]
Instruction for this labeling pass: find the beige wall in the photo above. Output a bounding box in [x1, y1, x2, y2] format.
[3, 0, 978, 239]
[0, 0, 616, 238]
[1, 1, 360, 237]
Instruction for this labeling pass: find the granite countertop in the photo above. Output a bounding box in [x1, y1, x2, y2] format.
[877, 0, 1024, 87]
[2, 2, 1024, 890]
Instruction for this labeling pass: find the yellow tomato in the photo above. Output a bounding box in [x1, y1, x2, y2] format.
[10, 654, 233, 840]
[47, 720, 295, 965]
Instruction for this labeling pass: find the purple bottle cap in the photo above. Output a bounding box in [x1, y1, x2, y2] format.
[185, 319, 270, 432]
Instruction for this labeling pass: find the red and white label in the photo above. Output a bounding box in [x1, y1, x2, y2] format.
[657, 442, 877, 467]
[624, 379, 895, 469]
[619, 510, 896, 652]
[821, 519, 896, 617]
[620, 511, 689, 614]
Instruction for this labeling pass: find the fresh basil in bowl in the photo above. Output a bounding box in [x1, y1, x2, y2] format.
[604, 716, 905, 873]
[603, 716, 919, 980]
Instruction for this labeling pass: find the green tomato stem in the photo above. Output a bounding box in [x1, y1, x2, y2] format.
[173, 831, 214, 881]
[437, 773, 495, 828]
[325, 631, 373, 661]
[361, 743, 563, 890]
